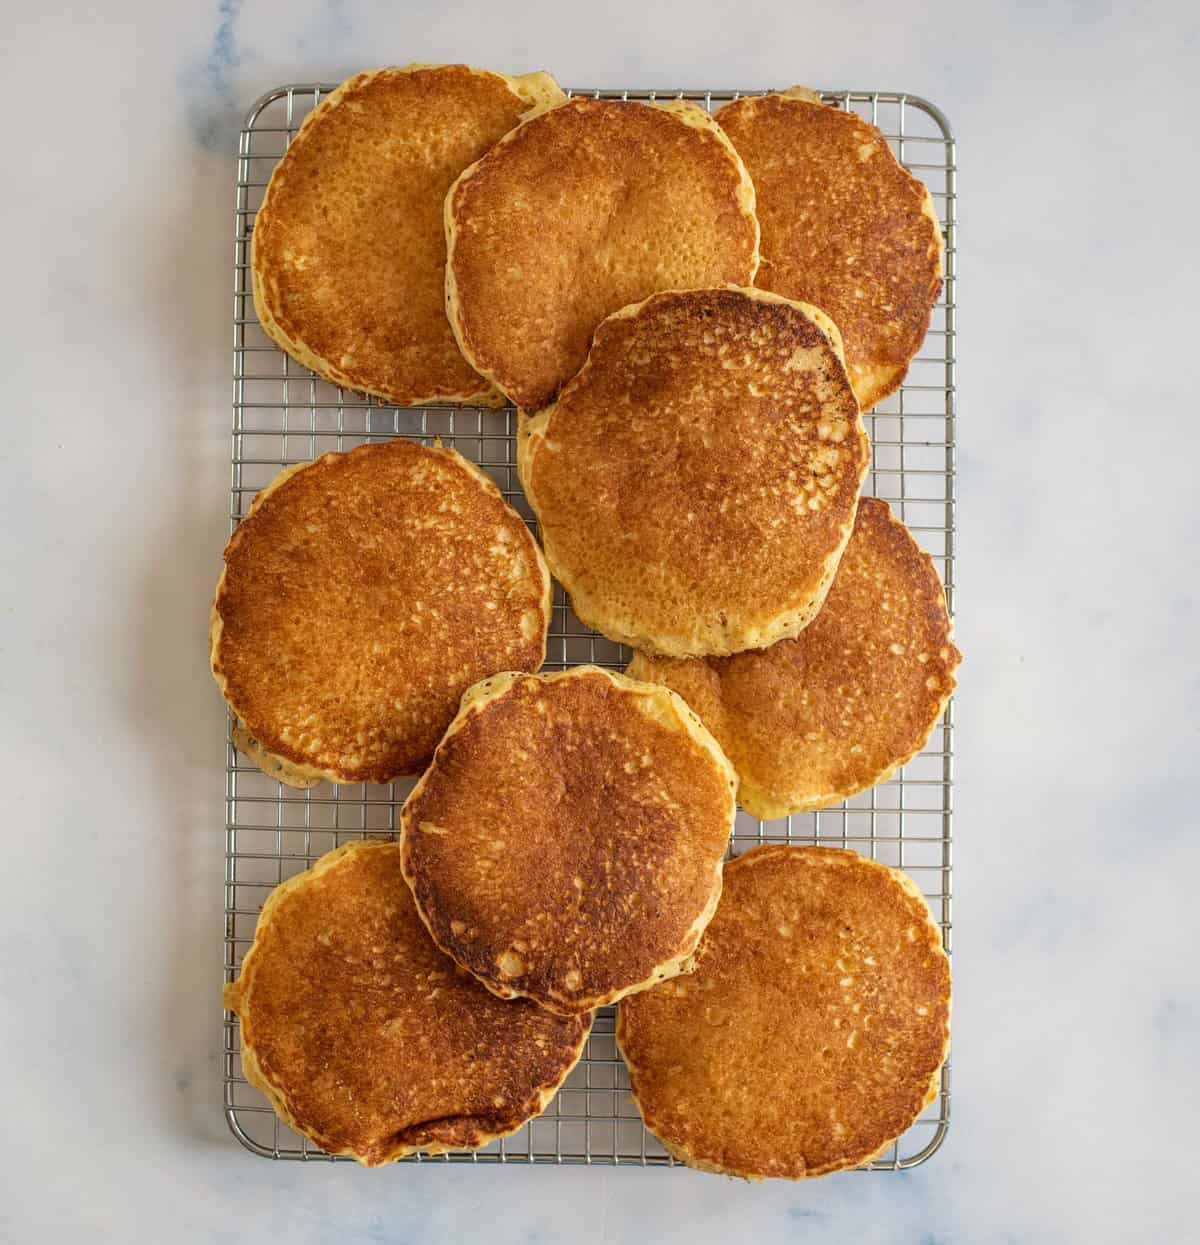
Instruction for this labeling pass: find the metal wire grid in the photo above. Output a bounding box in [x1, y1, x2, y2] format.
[224, 83, 957, 1170]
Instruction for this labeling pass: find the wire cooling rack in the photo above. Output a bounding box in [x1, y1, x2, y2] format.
[224, 83, 957, 1170]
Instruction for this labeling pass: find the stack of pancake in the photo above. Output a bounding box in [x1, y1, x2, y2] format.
[216, 65, 959, 1178]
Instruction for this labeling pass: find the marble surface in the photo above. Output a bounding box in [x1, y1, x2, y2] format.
[3, 1, 1198, 1240]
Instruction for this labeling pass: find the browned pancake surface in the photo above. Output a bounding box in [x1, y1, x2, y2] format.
[628, 499, 959, 817]
[225, 840, 588, 1165]
[617, 845, 950, 1179]
[401, 668, 736, 1014]
[446, 97, 759, 410]
[719, 90, 943, 410]
[211, 440, 549, 784]
[519, 287, 868, 657]
[252, 65, 561, 405]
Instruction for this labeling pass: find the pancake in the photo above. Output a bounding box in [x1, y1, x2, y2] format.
[400, 667, 737, 1015]
[617, 844, 951, 1179]
[210, 439, 550, 787]
[518, 286, 869, 658]
[251, 64, 563, 406]
[225, 839, 589, 1165]
[718, 88, 944, 411]
[627, 498, 960, 818]
[445, 96, 760, 410]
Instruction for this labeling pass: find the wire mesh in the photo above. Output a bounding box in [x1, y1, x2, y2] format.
[224, 83, 957, 1168]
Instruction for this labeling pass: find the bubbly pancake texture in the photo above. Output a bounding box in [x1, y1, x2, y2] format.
[628, 499, 960, 817]
[252, 65, 564, 406]
[225, 840, 589, 1165]
[401, 668, 737, 1015]
[519, 287, 869, 657]
[446, 97, 760, 410]
[210, 440, 550, 786]
[617, 845, 951, 1179]
[718, 88, 943, 411]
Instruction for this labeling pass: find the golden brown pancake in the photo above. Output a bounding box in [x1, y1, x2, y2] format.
[617, 845, 951, 1179]
[628, 498, 960, 818]
[518, 286, 869, 658]
[252, 64, 563, 406]
[400, 668, 737, 1015]
[210, 439, 550, 787]
[718, 88, 943, 411]
[225, 840, 589, 1165]
[445, 96, 760, 410]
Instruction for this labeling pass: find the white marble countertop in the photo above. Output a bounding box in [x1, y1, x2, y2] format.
[3, 1, 1198, 1240]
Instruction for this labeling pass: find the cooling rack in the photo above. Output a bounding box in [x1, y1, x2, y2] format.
[224, 83, 957, 1170]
